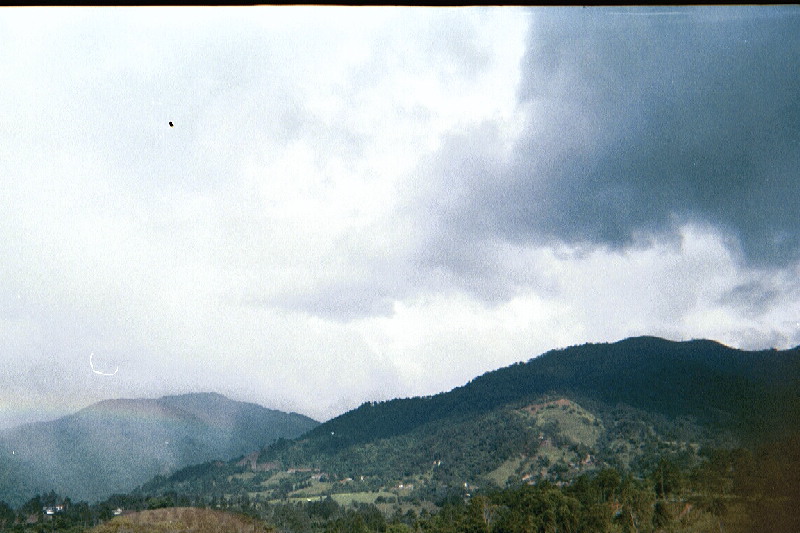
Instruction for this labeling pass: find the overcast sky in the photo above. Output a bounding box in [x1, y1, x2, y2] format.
[2, 6, 799, 428]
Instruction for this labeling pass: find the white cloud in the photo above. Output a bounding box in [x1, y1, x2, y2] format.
[351, 225, 800, 408]
[0, 7, 797, 428]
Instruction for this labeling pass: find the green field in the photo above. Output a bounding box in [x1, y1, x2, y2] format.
[531, 401, 603, 447]
[485, 455, 525, 486]
[278, 491, 396, 506]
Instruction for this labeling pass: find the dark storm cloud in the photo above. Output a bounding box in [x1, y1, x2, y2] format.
[719, 280, 782, 315]
[462, 7, 800, 266]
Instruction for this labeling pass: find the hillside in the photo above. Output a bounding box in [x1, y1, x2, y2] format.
[6, 337, 799, 533]
[295, 337, 800, 453]
[137, 395, 726, 506]
[0, 393, 318, 506]
[132, 337, 799, 510]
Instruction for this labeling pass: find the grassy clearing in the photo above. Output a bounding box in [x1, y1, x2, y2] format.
[537, 444, 574, 466]
[534, 403, 602, 447]
[485, 455, 525, 486]
[521, 399, 602, 447]
[291, 480, 335, 496]
[262, 470, 293, 484]
[277, 491, 396, 506]
[329, 491, 396, 506]
[280, 496, 330, 504]
[228, 472, 256, 482]
[88, 507, 273, 533]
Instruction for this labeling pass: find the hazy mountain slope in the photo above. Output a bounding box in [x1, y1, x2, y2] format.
[305, 337, 800, 449]
[0, 393, 318, 506]
[158, 393, 320, 457]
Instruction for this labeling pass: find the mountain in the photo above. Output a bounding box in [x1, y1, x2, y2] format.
[303, 336, 800, 450]
[133, 337, 799, 510]
[269, 336, 795, 485]
[0, 393, 318, 506]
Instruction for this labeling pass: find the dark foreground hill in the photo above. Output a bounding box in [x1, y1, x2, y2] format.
[0, 393, 318, 506]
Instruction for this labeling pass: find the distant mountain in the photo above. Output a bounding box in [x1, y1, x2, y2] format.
[0, 393, 318, 506]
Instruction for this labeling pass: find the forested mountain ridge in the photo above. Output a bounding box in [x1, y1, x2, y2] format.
[300, 336, 800, 451]
[134, 337, 799, 504]
[0, 393, 318, 506]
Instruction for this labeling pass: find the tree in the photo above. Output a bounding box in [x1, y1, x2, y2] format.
[616, 475, 655, 533]
[581, 503, 613, 533]
[652, 500, 672, 530]
[19, 494, 43, 522]
[307, 496, 339, 520]
[325, 510, 370, 533]
[463, 496, 492, 533]
[0, 500, 14, 528]
[64, 501, 93, 529]
[651, 458, 682, 499]
[595, 468, 621, 503]
[41, 490, 59, 507]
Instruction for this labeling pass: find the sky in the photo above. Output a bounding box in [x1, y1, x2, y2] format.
[1, 6, 799, 428]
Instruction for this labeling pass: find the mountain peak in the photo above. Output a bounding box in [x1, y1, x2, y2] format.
[160, 391, 229, 402]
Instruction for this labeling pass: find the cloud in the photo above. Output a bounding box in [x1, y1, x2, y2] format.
[436, 6, 800, 267]
[0, 7, 534, 423]
[354, 224, 800, 402]
[1, 8, 799, 428]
